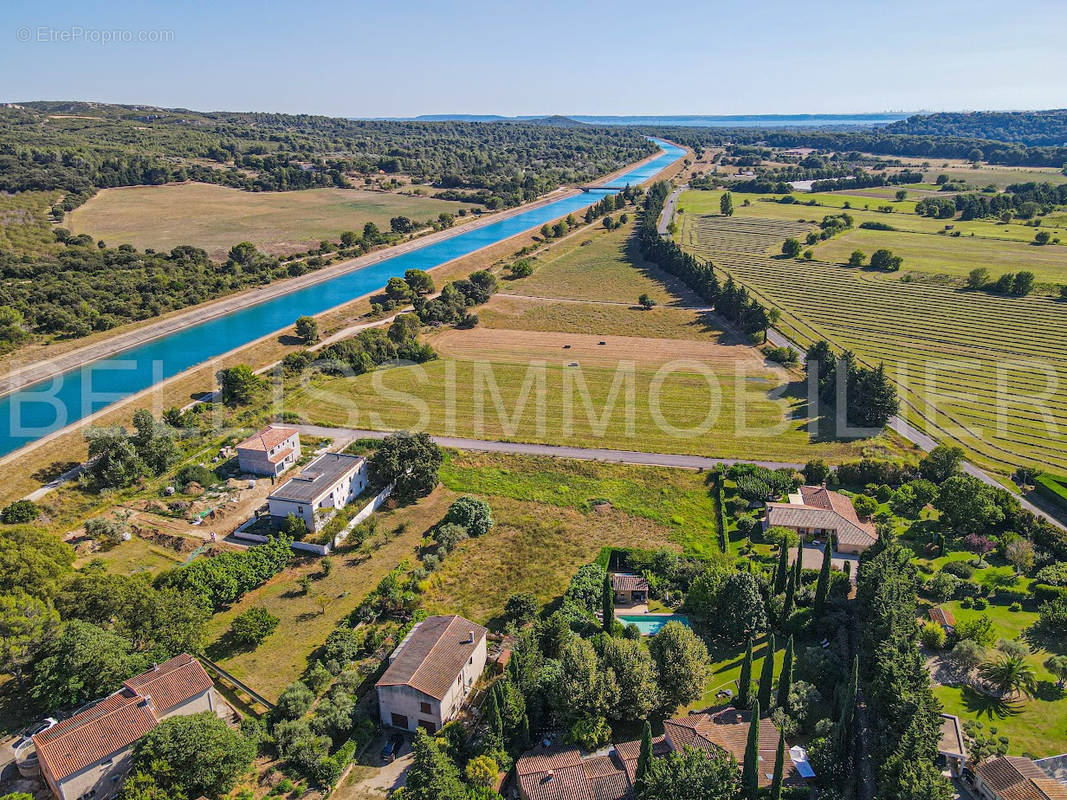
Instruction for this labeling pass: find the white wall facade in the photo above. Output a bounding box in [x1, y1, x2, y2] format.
[267, 460, 369, 531]
[237, 432, 301, 477]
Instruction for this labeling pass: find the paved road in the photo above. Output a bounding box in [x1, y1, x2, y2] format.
[289, 425, 804, 471]
[657, 185, 686, 236]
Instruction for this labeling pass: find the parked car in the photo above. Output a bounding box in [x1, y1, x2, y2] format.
[381, 732, 404, 763]
[14, 717, 57, 749]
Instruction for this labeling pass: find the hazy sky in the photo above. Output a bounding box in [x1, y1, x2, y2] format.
[3, 0, 1065, 117]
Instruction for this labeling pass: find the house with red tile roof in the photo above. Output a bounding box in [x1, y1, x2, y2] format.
[515, 706, 806, 798]
[236, 425, 300, 477]
[973, 756, 1067, 800]
[32, 654, 221, 800]
[764, 485, 878, 554]
[376, 615, 487, 734]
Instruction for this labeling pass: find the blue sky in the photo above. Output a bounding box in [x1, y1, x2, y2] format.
[3, 0, 1065, 117]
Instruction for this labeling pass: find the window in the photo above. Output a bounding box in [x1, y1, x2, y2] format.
[420, 702, 432, 714]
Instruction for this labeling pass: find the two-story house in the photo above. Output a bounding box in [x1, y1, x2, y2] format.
[236, 426, 301, 477]
[266, 451, 368, 532]
[376, 615, 488, 734]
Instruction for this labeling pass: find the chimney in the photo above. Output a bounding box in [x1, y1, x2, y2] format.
[543, 770, 554, 783]
[735, 712, 743, 724]
[468, 630, 475, 643]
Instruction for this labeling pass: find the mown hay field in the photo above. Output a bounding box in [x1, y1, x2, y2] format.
[285, 327, 881, 463]
[67, 182, 477, 259]
[676, 189, 1067, 474]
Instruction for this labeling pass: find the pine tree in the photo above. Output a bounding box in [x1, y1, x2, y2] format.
[775, 636, 794, 712]
[770, 731, 785, 800]
[738, 638, 754, 709]
[814, 537, 833, 614]
[602, 573, 615, 633]
[774, 541, 789, 594]
[635, 720, 653, 796]
[757, 633, 775, 712]
[741, 699, 760, 799]
[781, 568, 796, 625]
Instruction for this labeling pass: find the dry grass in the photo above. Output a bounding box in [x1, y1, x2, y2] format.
[67, 183, 476, 260]
[479, 295, 723, 340]
[510, 221, 697, 305]
[421, 497, 679, 625]
[201, 486, 458, 700]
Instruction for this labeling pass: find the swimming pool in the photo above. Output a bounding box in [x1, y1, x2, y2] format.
[616, 614, 691, 636]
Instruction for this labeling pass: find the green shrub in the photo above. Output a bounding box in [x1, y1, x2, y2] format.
[973, 597, 988, 610]
[942, 561, 974, 579]
[231, 606, 280, 646]
[1009, 602, 1022, 612]
[1, 499, 38, 524]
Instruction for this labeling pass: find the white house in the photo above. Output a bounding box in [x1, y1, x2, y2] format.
[33, 655, 221, 800]
[267, 452, 368, 532]
[236, 426, 301, 477]
[376, 615, 488, 734]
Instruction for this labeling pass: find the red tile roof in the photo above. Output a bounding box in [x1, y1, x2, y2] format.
[976, 757, 1067, 800]
[33, 655, 214, 783]
[930, 606, 956, 628]
[611, 573, 648, 593]
[236, 426, 297, 452]
[376, 615, 487, 701]
[123, 654, 214, 714]
[766, 485, 878, 549]
[663, 707, 803, 787]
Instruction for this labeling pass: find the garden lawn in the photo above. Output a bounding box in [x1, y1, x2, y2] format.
[685, 632, 785, 711]
[932, 600, 1067, 758]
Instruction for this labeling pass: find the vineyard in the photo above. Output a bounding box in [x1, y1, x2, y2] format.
[677, 203, 1067, 475]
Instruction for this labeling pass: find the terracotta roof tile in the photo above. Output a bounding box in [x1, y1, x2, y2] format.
[123, 654, 214, 714]
[976, 757, 1067, 800]
[34, 655, 214, 783]
[611, 573, 648, 592]
[663, 708, 803, 788]
[376, 615, 486, 701]
[236, 426, 297, 452]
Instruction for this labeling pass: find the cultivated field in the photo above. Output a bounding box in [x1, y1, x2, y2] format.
[67, 183, 478, 259]
[676, 189, 1067, 474]
[285, 218, 902, 462]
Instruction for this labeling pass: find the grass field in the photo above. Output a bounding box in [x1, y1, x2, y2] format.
[285, 330, 880, 463]
[930, 599, 1067, 758]
[508, 222, 695, 305]
[439, 450, 721, 553]
[202, 485, 458, 700]
[479, 295, 722, 340]
[813, 227, 1067, 285]
[676, 189, 1067, 475]
[67, 183, 478, 260]
[421, 496, 679, 625]
[73, 535, 186, 575]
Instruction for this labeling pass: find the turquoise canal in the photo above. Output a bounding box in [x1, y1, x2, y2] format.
[0, 140, 684, 458]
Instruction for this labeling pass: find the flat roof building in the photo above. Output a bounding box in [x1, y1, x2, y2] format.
[267, 451, 368, 532]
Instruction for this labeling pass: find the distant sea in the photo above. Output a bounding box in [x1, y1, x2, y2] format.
[367, 113, 912, 128]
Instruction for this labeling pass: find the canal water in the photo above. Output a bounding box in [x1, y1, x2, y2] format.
[0, 140, 684, 457]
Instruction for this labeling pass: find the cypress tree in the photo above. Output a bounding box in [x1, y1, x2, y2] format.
[814, 537, 833, 614]
[757, 633, 775, 712]
[635, 720, 653, 796]
[770, 731, 785, 800]
[774, 541, 789, 594]
[793, 544, 804, 588]
[738, 637, 754, 708]
[781, 568, 796, 625]
[406, 728, 466, 800]
[776, 635, 794, 711]
[484, 684, 503, 748]
[508, 648, 522, 685]
[835, 655, 859, 757]
[519, 712, 532, 750]
[602, 573, 615, 633]
[741, 699, 760, 799]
